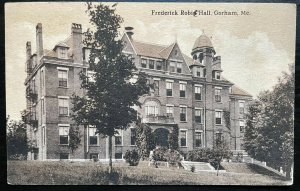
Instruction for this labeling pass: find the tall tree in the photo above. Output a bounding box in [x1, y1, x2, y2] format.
[72, 3, 149, 173]
[6, 116, 28, 160]
[244, 65, 294, 179]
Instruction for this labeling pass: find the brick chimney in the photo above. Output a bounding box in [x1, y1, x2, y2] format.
[125, 26, 134, 40]
[36, 23, 43, 62]
[26, 41, 31, 61]
[71, 23, 83, 63]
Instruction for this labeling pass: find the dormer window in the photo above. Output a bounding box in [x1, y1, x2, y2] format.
[58, 48, 67, 59]
[213, 71, 221, 80]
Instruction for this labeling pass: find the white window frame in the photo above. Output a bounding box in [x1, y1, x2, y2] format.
[179, 82, 187, 98]
[166, 80, 173, 97]
[179, 105, 187, 122]
[177, 63, 182, 73]
[89, 127, 98, 146]
[239, 100, 245, 114]
[180, 129, 188, 147]
[115, 130, 123, 146]
[170, 62, 176, 73]
[57, 67, 69, 88]
[87, 70, 96, 83]
[195, 107, 203, 124]
[195, 130, 203, 148]
[58, 48, 67, 59]
[215, 110, 223, 125]
[195, 84, 202, 101]
[239, 120, 245, 133]
[59, 124, 70, 145]
[166, 104, 174, 117]
[215, 87, 222, 102]
[58, 96, 69, 116]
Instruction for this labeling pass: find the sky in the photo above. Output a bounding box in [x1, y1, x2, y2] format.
[5, 2, 296, 120]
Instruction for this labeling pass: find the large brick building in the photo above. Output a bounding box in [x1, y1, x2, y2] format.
[24, 23, 252, 161]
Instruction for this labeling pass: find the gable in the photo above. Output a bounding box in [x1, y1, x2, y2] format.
[167, 43, 191, 75]
[121, 33, 136, 55]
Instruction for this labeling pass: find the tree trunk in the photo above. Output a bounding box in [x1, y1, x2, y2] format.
[108, 135, 113, 174]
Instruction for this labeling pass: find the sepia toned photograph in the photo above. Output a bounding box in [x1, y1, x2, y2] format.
[5, 2, 295, 185]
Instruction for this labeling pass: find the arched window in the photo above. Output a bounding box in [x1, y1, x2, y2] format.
[144, 99, 160, 116]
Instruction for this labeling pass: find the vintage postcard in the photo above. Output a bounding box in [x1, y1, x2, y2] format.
[6, 2, 295, 185]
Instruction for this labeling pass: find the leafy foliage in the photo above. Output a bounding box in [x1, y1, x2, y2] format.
[124, 149, 140, 166]
[168, 125, 179, 150]
[6, 116, 28, 160]
[151, 147, 182, 167]
[135, 123, 155, 160]
[71, 3, 150, 172]
[243, 65, 294, 179]
[68, 125, 81, 154]
[223, 111, 230, 129]
[187, 140, 232, 169]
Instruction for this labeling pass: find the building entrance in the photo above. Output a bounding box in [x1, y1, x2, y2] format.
[153, 128, 169, 148]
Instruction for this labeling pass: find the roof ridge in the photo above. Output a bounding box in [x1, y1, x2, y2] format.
[133, 40, 168, 48]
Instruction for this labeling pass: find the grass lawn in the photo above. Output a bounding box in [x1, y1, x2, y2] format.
[7, 161, 291, 185]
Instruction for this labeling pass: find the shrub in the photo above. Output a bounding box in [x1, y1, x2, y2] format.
[9, 154, 27, 161]
[152, 147, 168, 162]
[164, 149, 182, 166]
[124, 149, 140, 166]
[187, 147, 232, 169]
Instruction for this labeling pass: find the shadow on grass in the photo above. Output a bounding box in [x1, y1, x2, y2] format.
[246, 163, 287, 181]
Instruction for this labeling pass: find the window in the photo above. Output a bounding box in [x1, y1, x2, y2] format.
[215, 111, 222, 125]
[58, 98, 69, 116]
[166, 105, 174, 117]
[180, 130, 187, 147]
[179, 83, 186, 98]
[90, 153, 98, 160]
[41, 98, 45, 115]
[84, 48, 91, 62]
[59, 48, 67, 59]
[199, 53, 204, 63]
[196, 67, 201, 77]
[115, 153, 123, 159]
[115, 130, 122, 146]
[58, 70, 68, 87]
[177, 63, 182, 73]
[170, 62, 175, 72]
[131, 128, 136, 145]
[141, 59, 147, 68]
[239, 102, 245, 114]
[60, 153, 69, 160]
[195, 132, 202, 147]
[59, 126, 69, 145]
[42, 126, 46, 146]
[156, 61, 162, 70]
[145, 106, 159, 116]
[215, 88, 221, 102]
[154, 80, 159, 96]
[166, 81, 173, 97]
[240, 120, 245, 133]
[89, 127, 98, 145]
[195, 109, 203, 124]
[149, 60, 155, 69]
[215, 71, 221, 80]
[180, 106, 187, 122]
[87, 71, 96, 83]
[195, 86, 202, 100]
